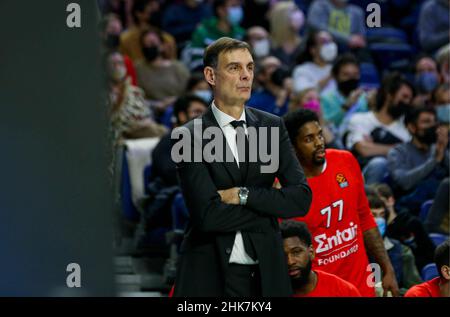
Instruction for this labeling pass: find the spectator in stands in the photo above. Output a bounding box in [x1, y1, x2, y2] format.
[283, 109, 399, 297]
[191, 0, 245, 50]
[418, 0, 450, 54]
[185, 72, 213, 105]
[280, 220, 361, 297]
[413, 55, 440, 107]
[149, 95, 208, 186]
[320, 53, 368, 130]
[120, 0, 177, 62]
[405, 239, 449, 297]
[185, 0, 245, 70]
[269, 1, 305, 69]
[289, 87, 340, 149]
[432, 83, 450, 126]
[135, 28, 190, 115]
[247, 56, 290, 116]
[107, 51, 166, 145]
[367, 194, 423, 291]
[100, 13, 138, 86]
[425, 178, 450, 235]
[436, 44, 450, 84]
[369, 183, 436, 271]
[292, 29, 337, 94]
[307, 0, 369, 61]
[245, 26, 271, 61]
[387, 106, 449, 214]
[162, 0, 212, 50]
[345, 72, 414, 184]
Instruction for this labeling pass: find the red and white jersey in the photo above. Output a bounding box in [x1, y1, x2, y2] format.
[293, 149, 377, 297]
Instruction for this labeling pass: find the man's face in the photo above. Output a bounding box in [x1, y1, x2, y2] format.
[187, 101, 207, 120]
[370, 207, 386, 219]
[410, 111, 437, 142]
[393, 84, 414, 105]
[337, 63, 360, 82]
[295, 121, 325, 166]
[207, 48, 254, 106]
[283, 237, 314, 288]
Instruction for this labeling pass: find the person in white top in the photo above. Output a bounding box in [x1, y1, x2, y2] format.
[344, 72, 414, 184]
[292, 30, 337, 94]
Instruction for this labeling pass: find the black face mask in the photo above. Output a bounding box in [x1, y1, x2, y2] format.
[105, 34, 120, 49]
[388, 101, 409, 120]
[337, 78, 359, 96]
[143, 46, 159, 62]
[416, 125, 438, 144]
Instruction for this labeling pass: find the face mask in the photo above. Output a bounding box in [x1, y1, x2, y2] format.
[417, 125, 438, 144]
[143, 46, 159, 62]
[388, 101, 409, 120]
[416, 71, 439, 93]
[290, 10, 304, 32]
[193, 90, 212, 103]
[303, 99, 321, 113]
[106, 34, 120, 49]
[338, 78, 359, 96]
[227, 6, 243, 25]
[376, 217, 386, 237]
[111, 65, 127, 82]
[319, 42, 338, 62]
[436, 104, 450, 123]
[253, 39, 270, 58]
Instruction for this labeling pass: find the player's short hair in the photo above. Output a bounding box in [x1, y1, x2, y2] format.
[283, 109, 319, 146]
[280, 220, 312, 247]
[203, 37, 252, 69]
[435, 239, 450, 279]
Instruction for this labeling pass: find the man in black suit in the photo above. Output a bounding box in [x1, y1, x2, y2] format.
[171, 37, 312, 297]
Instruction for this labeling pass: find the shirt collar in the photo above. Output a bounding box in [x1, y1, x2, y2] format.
[211, 101, 246, 128]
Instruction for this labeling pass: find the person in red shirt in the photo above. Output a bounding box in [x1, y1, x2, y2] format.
[280, 220, 361, 297]
[283, 109, 399, 297]
[405, 239, 449, 297]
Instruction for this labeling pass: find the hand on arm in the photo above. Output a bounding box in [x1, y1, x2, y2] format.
[363, 228, 400, 297]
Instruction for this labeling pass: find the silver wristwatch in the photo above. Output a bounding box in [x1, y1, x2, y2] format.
[238, 187, 249, 205]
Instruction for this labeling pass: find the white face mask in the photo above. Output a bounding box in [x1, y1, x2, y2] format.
[194, 89, 212, 103]
[111, 65, 127, 82]
[253, 38, 270, 58]
[436, 103, 450, 123]
[319, 42, 337, 62]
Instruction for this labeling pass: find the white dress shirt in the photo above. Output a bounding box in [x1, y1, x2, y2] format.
[211, 102, 258, 265]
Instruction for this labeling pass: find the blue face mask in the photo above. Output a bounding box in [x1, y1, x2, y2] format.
[436, 104, 450, 123]
[416, 71, 439, 93]
[193, 89, 212, 104]
[227, 6, 243, 25]
[376, 217, 386, 237]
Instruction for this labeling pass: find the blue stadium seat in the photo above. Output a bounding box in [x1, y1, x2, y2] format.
[172, 193, 189, 231]
[429, 233, 449, 247]
[366, 27, 408, 44]
[360, 62, 380, 89]
[120, 150, 140, 222]
[421, 263, 439, 281]
[419, 199, 434, 222]
[369, 42, 413, 72]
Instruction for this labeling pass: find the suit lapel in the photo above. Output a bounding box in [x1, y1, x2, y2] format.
[202, 107, 242, 185]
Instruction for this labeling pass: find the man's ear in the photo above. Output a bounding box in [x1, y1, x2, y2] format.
[309, 245, 315, 261]
[441, 265, 450, 280]
[204, 66, 216, 87]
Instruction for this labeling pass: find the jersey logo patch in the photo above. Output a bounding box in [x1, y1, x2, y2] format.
[336, 173, 348, 188]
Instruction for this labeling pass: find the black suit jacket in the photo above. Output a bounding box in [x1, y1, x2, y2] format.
[172, 106, 312, 297]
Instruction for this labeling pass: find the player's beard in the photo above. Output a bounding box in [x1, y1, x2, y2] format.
[312, 149, 325, 166]
[290, 259, 312, 291]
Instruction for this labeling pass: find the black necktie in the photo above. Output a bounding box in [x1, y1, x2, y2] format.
[229, 120, 256, 261]
[230, 120, 249, 181]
